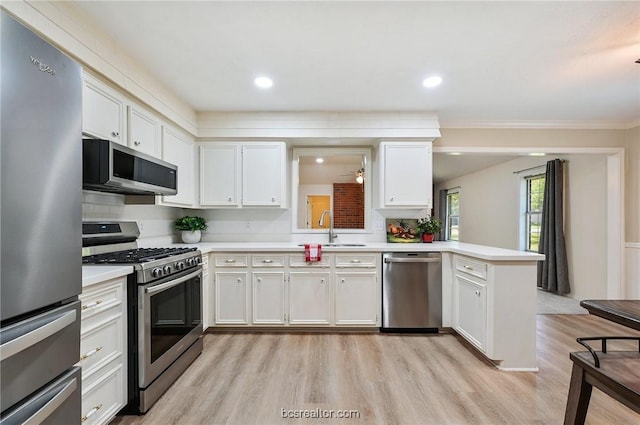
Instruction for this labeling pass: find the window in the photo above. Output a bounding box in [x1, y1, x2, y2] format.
[445, 188, 460, 241]
[524, 174, 545, 252]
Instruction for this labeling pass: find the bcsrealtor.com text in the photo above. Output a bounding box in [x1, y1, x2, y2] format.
[281, 408, 361, 419]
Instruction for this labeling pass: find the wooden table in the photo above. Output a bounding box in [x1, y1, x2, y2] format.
[564, 299, 640, 425]
[579, 300, 640, 331]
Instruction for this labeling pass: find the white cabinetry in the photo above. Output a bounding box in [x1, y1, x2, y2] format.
[213, 254, 249, 324]
[200, 142, 286, 207]
[379, 141, 433, 208]
[160, 126, 195, 207]
[82, 74, 126, 145]
[79, 275, 127, 425]
[128, 105, 160, 157]
[288, 271, 332, 325]
[252, 255, 286, 325]
[334, 254, 379, 326]
[451, 254, 538, 371]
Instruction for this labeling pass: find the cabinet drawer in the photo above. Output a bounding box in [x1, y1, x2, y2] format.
[80, 311, 123, 378]
[214, 254, 248, 267]
[81, 360, 124, 425]
[252, 254, 286, 268]
[80, 280, 124, 319]
[289, 254, 331, 268]
[455, 257, 488, 280]
[335, 254, 377, 268]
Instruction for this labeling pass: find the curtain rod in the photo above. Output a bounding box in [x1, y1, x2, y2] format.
[513, 159, 566, 175]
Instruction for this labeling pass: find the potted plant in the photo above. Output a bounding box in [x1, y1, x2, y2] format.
[175, 216, 207, 244]
[416, 217, 441, 243]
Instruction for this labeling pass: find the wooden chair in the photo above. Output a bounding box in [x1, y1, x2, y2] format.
[564, 337, 640, 425]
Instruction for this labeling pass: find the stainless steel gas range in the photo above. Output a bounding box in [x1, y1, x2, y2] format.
[82, 222, 203, 414]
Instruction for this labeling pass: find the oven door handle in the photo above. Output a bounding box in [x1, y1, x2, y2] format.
[145, 268, 202, 295]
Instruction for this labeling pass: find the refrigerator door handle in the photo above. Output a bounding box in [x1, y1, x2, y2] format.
[20, 377, 78, 425]
[0, 310, 76, 361]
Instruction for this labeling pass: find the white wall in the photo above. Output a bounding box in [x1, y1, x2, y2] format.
[435, 154, 609, 299]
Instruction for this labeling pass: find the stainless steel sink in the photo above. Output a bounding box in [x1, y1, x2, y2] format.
[297, 243, 366, 247]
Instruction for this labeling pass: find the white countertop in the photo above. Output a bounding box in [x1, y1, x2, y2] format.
[167, 241, 544, 262]
[82, 265, 134, 287]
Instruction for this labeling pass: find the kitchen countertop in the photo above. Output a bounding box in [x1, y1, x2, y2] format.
[82, 265, 134, 287]
[167, 241, 544, 262]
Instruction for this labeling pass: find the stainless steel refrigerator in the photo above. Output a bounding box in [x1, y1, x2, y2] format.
[1, 10, 82, 424]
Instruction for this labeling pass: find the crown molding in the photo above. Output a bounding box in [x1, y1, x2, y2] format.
[439, 119, 639, 130]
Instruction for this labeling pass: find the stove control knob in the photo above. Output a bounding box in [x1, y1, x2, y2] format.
[176, 261, 185, 270]
[186, 258, 194, 267]
[152, 268, 163, 278]
[195, 257, 202, 264]
[163, 265, 172, 274]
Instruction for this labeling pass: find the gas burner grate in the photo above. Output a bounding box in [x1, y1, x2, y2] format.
[83, 247, 198, 264]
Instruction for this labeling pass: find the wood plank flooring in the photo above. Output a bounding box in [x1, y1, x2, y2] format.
[111, 315, 640, 425]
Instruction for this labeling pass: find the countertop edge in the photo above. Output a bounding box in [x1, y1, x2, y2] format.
[82, 265, 134, 287]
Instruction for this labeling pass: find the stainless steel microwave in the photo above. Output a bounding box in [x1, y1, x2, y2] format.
[83, 138, 178, 195]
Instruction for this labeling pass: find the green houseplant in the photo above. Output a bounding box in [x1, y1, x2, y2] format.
[175, 216, 207, 243]
[416, 217, 441, 243]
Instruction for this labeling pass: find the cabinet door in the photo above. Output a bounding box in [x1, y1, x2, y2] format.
[453, 274, 487, 351]
[289, 272, 331, 325]
[200, 144, 241, 206]
[252, 271, 285, 325]
[214, 271, 248, 324]
[242, 143, 285, 206]
[82, 75, 126, 145]
[335, 272, 378, 326]
[161, 127, 194, 206]
[128, 105, 160, 157]
[381, 142, 432, 207]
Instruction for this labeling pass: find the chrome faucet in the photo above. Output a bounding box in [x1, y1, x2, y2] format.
[318, 209, 338, 243]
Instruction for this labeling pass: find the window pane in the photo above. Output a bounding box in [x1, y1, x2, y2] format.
[446, 191, 460, 241]
[524, 174, 545, 252]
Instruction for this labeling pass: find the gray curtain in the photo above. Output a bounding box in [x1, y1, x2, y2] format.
[537, 159, 570, 294]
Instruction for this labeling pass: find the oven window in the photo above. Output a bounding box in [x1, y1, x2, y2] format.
[149, 274, 201, 363]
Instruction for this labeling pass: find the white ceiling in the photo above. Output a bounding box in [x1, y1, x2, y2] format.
[70, 1, 640, 127]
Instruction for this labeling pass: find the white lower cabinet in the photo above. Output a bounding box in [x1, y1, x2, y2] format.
[252, 271, 286, 324]
[79, 275, 127, 425]
[288, 271, 332, 325]
[453, 273, 487, 351]
[214, 271, 249, 324]
[335, 271, 378, 326]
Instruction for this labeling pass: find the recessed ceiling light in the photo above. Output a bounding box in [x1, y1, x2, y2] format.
[422, 76, 442, 88]
[528, 152, 546, 157]
[254, 77, 273, 88]
[316, 157, 324, 163]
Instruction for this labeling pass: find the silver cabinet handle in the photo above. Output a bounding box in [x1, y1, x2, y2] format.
[257, 278, 262, 283]
[23, 377, 78, 425]
[111, 131, 119, 137]
[81, 404, 103, 422]
[225, 259, 236, 263]
[384, 257, 441, 263]
[80, 346, 103, 361]
[145, 268, 201, 295]
[350, 259, 361, 263]
[389, 197, 394, 202]
[134, 140, 140, 146]
[81, 300, 102, 310]
[464, 265, 474, 270]
[237, 278, 242, 283]
[262, 259, 273, 264]
[0, 310, 76, 361]
[475, 290, 481, 296]
[271, 197, 276, 202]
[227, 197, 232, 202]
[341, 278, 345, 283]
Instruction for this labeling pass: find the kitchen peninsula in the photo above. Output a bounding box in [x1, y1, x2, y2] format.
[175, 241, 543, 371]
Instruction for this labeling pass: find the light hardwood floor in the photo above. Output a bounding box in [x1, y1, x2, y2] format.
[112, 315, 640, 425]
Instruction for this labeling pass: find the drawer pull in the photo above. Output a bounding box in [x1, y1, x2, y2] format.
[237, 278, 242, 283]
[111, 131, 119, 137]
[475, 290, 481, 296]
[134, 140, 140, 146]
[350, 259, 361, 263]
[81, 300, 102, 310]
[463, 265, 474, 270]
[225, 259, 236, 263]
[80, 346, 103, 361]
[81, 404, 103, 422]
[262, 259, 273, 264]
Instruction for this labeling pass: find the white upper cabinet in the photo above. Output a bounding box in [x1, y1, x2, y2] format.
[82, 74, 126, 145]
[242, 143, 286, 206]
[379, 141, 433, 208]
[128, 105, 160, 157]
[200, 144, 241, 207]
[200, 142, 286, 208]
[160, 126, 195, 207]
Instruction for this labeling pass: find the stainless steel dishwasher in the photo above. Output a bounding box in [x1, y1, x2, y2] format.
[382, 252, 442, 332]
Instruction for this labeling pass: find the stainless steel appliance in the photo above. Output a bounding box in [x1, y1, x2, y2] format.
[83, 138, 178, 195]
[382, 252, 442, 331]
[82, 222, 203, 413]
[1, 10, 82, 425]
